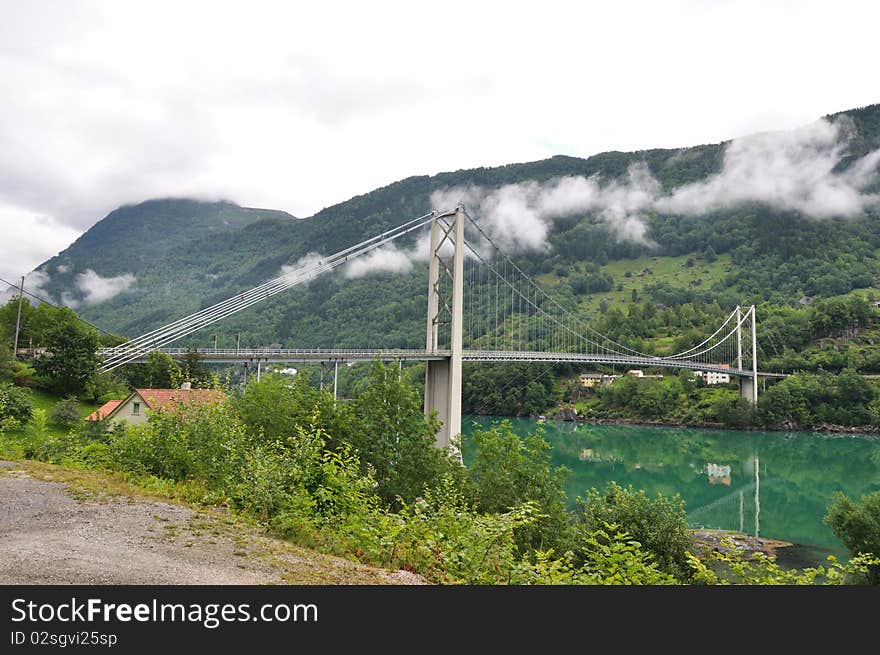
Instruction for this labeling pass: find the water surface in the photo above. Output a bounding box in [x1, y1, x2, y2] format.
[462, 417, 880, 560]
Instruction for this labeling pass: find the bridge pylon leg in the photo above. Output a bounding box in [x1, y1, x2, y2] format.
[424, 206, 465, 450]
[738, 305, 758, 405]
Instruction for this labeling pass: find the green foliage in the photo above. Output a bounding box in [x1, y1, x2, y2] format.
[468, 420, 571, 552]
[234, 374, 349, 448]
[0, 382, 35, 423]
[689, 540, 878, 585]
[462, 363, 562, 416]
[511, 526, 678, 585]
[34, 321, 100, 395]
[574, 482, 693, 580]
[83, 370, 127, 405]
[49, 396, 83, 428]
[826, 491, 880, 584]
[385, 478, 539, 584]
[348, 361, 461, 506]
[110, 402, 246, 487]
[22, 408, 50, 458]
[757, 370, 877, 428]
[120, 351, 180, 390]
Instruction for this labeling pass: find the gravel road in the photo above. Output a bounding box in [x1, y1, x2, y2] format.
[0, 461, 422, 585]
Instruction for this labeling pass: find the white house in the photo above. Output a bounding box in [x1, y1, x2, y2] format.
[694, 370, 731, 385]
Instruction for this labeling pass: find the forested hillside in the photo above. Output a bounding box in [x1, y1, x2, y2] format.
[21, 104, 880, 365]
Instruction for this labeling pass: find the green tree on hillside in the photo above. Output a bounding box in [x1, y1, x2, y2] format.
[34, 322, 100, 396]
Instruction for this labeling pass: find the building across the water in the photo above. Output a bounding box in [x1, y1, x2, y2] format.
[693, 365, 731, 385]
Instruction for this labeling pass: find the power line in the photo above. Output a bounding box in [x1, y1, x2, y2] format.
[0, 275, 115, 336]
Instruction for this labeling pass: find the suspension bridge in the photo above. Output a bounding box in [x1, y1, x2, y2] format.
[99, 207, 773, 447]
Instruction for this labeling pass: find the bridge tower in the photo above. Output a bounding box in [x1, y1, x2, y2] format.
[737, 305, 759, 404]
[424, 206, 465, 449]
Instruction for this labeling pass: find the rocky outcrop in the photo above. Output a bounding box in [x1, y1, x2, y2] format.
[553, 407, 579, 422]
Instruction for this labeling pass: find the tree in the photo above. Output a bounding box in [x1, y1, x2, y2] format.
[176, 350, 213, 388]
[50, 397, 82, 429]
[34, 322, 100, 396]
[0, 382, 34, 423]
[468, 421, 571, 552]
[826, 491, 880, 584]
[348, 361, 460, 506]
[235, 373, 349, 448]
[145, 351, 180, 388]
[83, 370, 127, 404]
[574, 482, 693, 580]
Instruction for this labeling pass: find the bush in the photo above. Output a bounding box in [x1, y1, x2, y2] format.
[826, 491, 880, 584]
[0, 382, 34, 423]
[50, 397, 82, 429]
[109, 402, 246, 486]
[21, 408, 50, 459]
[574, 482, 693, 580]
[234, 374, 350, 448]
[468, 421, 571, 552]
[348, 362, 463, 507]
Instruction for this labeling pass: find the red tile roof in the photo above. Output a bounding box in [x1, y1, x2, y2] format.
[134, 388, 227, 411]
[84, 399, 122, 421]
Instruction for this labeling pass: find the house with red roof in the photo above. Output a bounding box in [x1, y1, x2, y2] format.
[84, 384, 226, 425]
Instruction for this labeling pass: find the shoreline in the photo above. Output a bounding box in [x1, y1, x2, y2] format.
[473, 408, 880, 436]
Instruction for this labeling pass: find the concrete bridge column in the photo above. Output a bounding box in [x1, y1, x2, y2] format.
[737, 305, 758, 404]
[424, 206, 464, 449]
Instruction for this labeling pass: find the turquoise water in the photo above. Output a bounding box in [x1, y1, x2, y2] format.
[462, 417, 880, 559]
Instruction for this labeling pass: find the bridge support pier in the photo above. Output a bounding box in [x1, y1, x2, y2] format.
[424, 206, 465, 450]
[739, 377, 756, 403]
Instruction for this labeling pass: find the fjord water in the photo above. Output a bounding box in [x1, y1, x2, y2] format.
[462, 418, 880, 561]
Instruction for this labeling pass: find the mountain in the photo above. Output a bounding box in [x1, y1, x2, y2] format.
[29, 104, 880, 351]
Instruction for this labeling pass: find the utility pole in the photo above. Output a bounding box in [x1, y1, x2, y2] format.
[12, 276, 24, 356]
[214, 333, 218, 350]
[333, 361, 338, 400]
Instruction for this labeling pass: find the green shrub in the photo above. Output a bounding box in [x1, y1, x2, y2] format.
[109, 402, 245, 486]
[511, 526, 677, 585]
[0, 382, 34, 423]
[826, 491, 880, 584]
[348, 362, 463, 507]
[21, 408, 50, 458]
[689, 539, 878, 585]
[468, 420, 571, 552]
[50, 397, 82, 429]
[574, 482, 693, 580]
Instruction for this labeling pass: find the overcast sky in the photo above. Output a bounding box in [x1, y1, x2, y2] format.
[1, 0, 878, 282]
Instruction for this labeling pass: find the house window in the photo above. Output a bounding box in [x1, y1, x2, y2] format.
[133, 402, 141, 415]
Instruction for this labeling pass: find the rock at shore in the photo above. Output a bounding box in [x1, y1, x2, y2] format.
[553, 407, 579, 422]
[690, 529, 791, 559]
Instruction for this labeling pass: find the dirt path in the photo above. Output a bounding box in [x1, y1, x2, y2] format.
[0, 461, 423, 585]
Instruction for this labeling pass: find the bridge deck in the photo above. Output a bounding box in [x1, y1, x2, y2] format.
[99, 347, 783, 377]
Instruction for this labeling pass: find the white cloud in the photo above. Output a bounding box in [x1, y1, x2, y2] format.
[0, 269, 54, 304]
[280, 253, 326, 285]
[660, 118, 880, 217]
[433, 118, 880, 252]
[0, 205, 80, 280]
[345, 244, 415, 278]
[74, 269, 136, 305]
[1, 1, 879, 276]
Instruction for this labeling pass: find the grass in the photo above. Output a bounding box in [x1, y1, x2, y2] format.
[587, 253, 731, 316]
[4, 389, 102, 440]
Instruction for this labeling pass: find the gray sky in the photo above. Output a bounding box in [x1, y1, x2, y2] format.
[1, 0, 878, 281]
